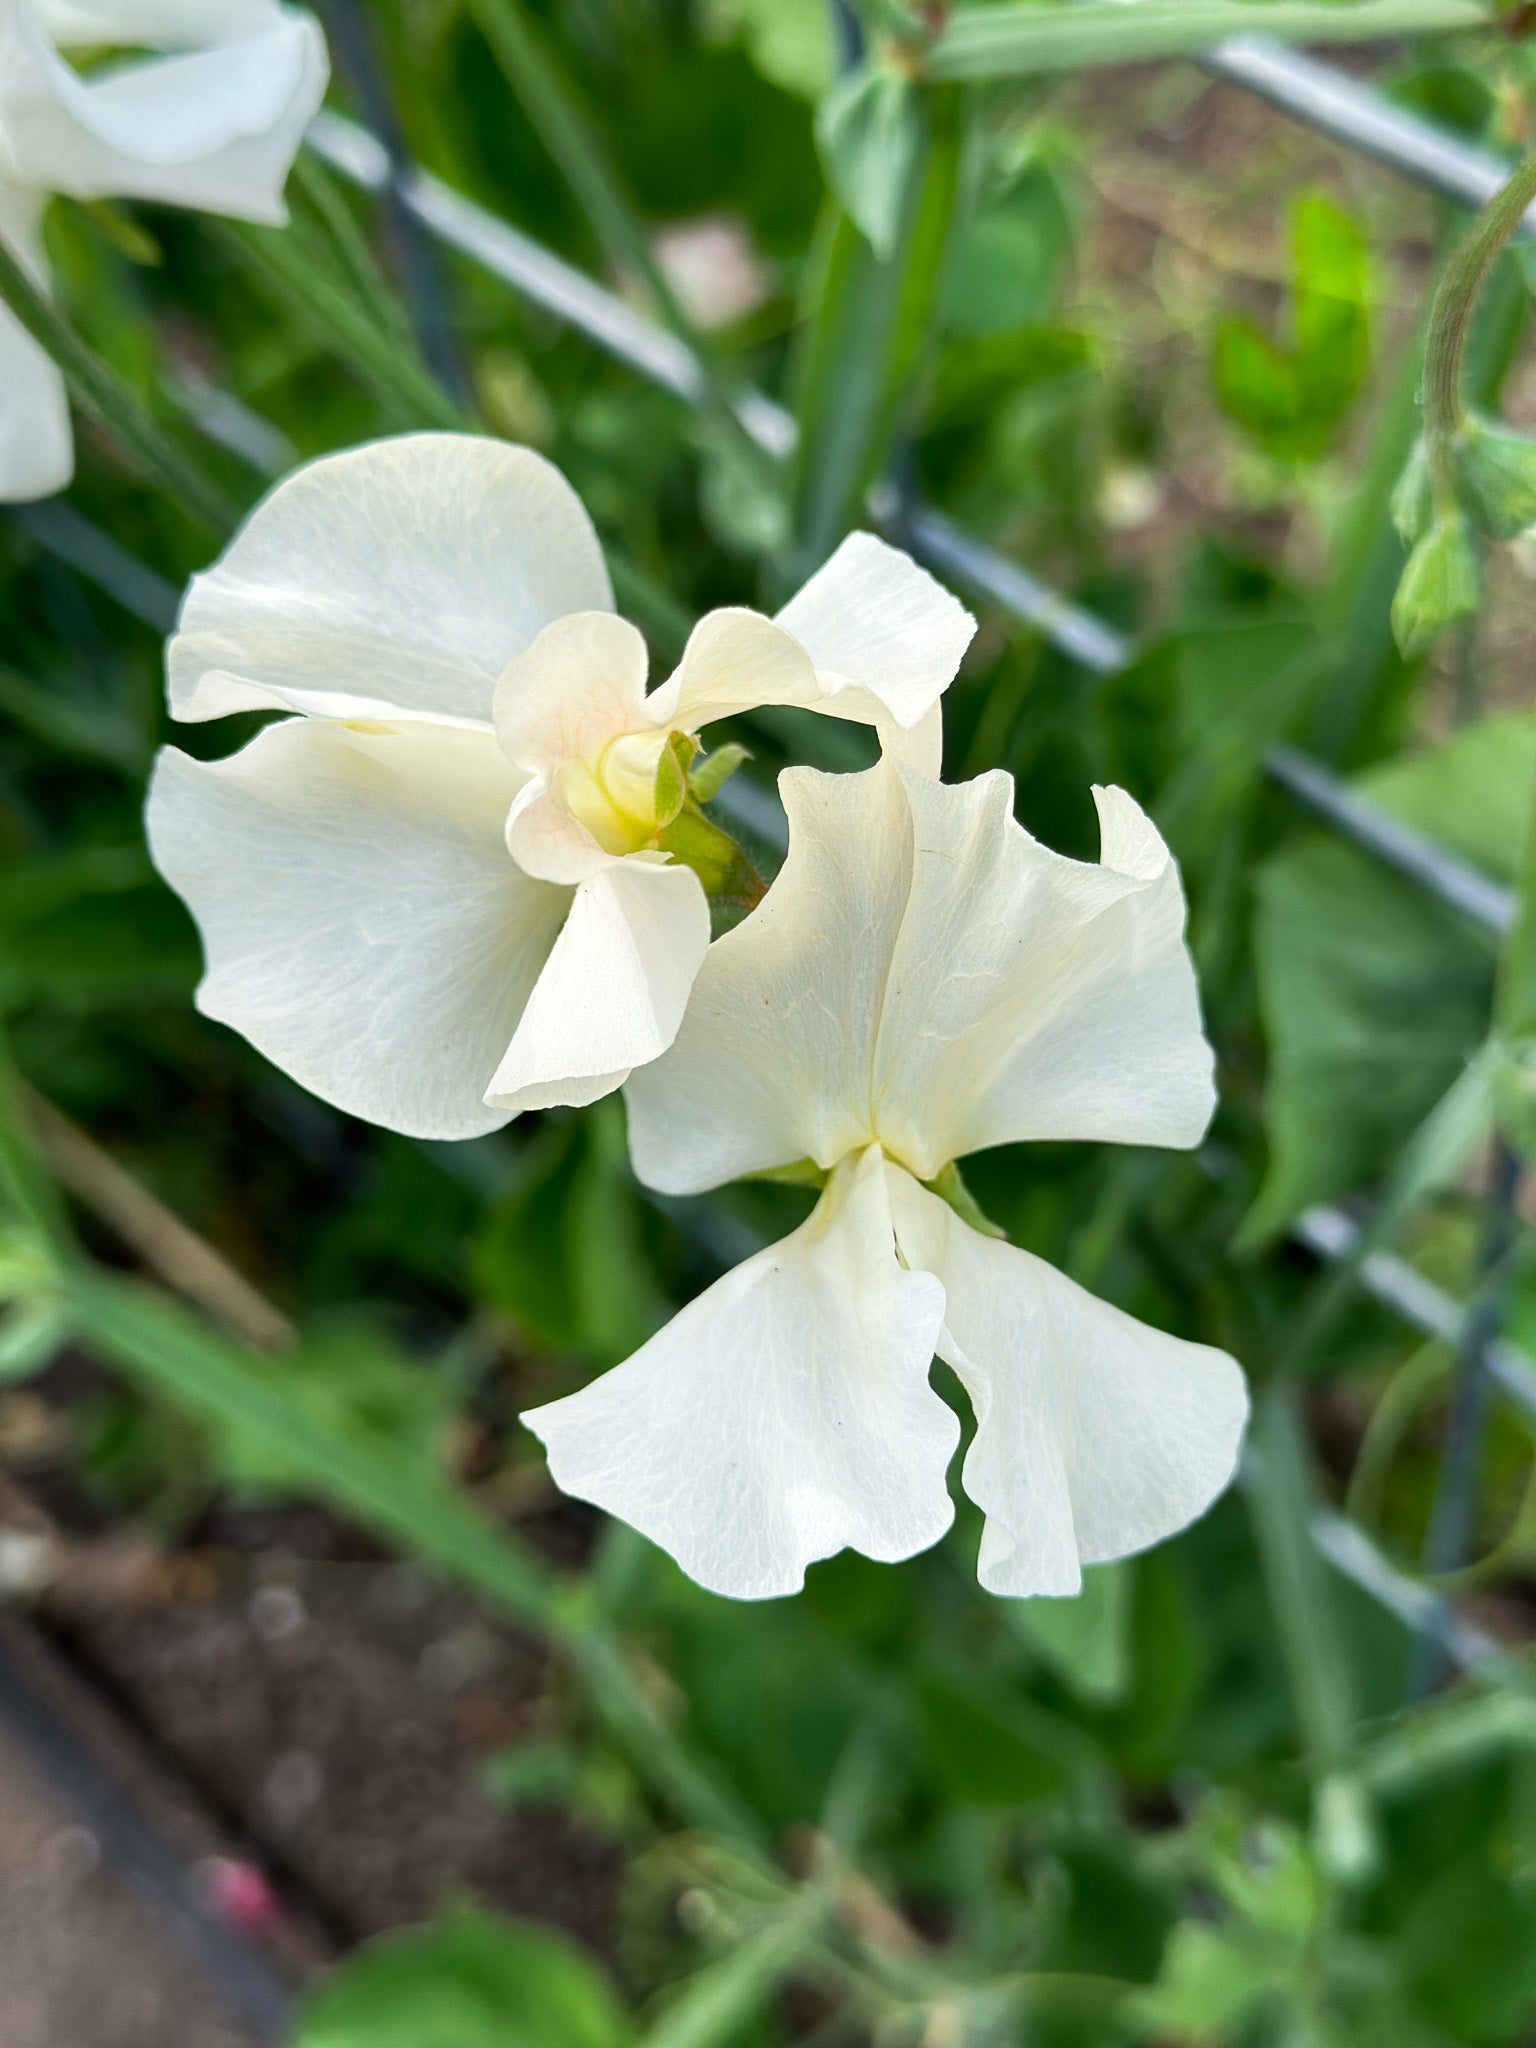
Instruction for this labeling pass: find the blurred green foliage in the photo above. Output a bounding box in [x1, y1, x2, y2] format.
[4, 3, 1536, 2045]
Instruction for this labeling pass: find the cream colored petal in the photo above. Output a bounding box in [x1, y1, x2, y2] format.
[641, 606, 822, 733]
[523, 1146, 955, 1600]
[773, 529, 974, 728]
[495, 611, 650, 773]
[492, 609, 652, 886]
[37, 1, 287, 45]
[168, 435, 614, 725]
[627, 758, 1213, 1196]
[888, 1169, 1247, 1597]
[485, 856, 710, 1116]
[0, 179, 71, 503]
[624, 758, 915, 1196]
[145, 720, 568, 1139]
[871, 773, 1216, 1177]
[0, 1, 326, 222]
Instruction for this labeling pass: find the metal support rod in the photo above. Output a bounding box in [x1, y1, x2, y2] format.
[303, 113, 1131, 665]
[1203, 38, 1536, 234]
[9, 501, 178, 635]
[1311, 1510, 1510, 1678]
[1294, 1202, 1536, 1427]
[0, 1625, 293, 2040]
[1265, 743, 1514, 934]
[319, 0, 468, 404]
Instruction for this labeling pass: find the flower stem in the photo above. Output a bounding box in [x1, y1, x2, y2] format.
[0, 232, 239, 532]
[1423, 145, 1536, 511]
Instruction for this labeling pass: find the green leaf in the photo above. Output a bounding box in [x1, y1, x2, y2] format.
[1010, 1562, 1133, 1705]
[475, 1101, 668, 1366]
[790, 85, 963, 573]
[918, 1674, 1066, 1803]
[1132, 1921, 1288, 2037]
[706, 0, 834, 101]
[1214, 194, 1370, 463]
[1243, 1391, 1354, 1773]
[816, 63, 925, 264]
[0, 229, 238, 531]
[294, 1905, 632, 2048]
[1246, 715, 1535, 1238]
[219, 216, 467, 433]
[940, 165, 1072, 339]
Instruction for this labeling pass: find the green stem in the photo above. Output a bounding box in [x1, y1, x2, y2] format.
[0, 1019, 762, 1851]
[463, 0, 777, 488]
[1423, 144, 1536, 511]
[0, 234, 240, 532]
[789, 84, 963, 580]
[217, 217, 470, 433]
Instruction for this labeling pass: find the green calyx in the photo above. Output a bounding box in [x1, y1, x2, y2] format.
[1390, 512, 1480, 657]
[746, 1159, 830, 1191]
[923, 1161, 1007, 1239]
[1454, 414, 1536, 542]
[1394, 417, 1536, 549]
[653, 737, 763, 908]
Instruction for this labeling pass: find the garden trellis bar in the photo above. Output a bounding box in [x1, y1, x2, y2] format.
[11, 28, 1533, 1670]
[6, 26, 1536, 2032]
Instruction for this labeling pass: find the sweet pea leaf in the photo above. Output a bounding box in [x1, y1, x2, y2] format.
[940, 165, 1072, 339]
[294, 1905, 632, 2048]
[473, 1100, 669, 1366]
[1011, 1561, 1133, 1704]
[1214, 193, 1370, 463]
[918, 1674, 1066, 1803]
[1247, 714, 1535, 1239]
[815, 62, 923, 261]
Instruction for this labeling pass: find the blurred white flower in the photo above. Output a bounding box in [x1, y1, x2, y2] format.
[0, 0, 328, 502]
[526, 758, 1248, 1601]
[146, 432, 975, 1139]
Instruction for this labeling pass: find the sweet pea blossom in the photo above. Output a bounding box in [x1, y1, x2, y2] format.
[146, 433, 975, 1138]
[0, 0, 328, 501]
[525, 758, 1249, 1600]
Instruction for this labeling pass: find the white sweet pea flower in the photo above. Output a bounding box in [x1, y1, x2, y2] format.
[0, 0, 328, 501]
[146, 432, 975, 1139]
[525, 757, 1249, 1601]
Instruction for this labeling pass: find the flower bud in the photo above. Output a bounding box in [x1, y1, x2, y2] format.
[1390, 436, 1432, 544]
[1390, 513, 1479, 656]
[1454, 413, 1536, 540]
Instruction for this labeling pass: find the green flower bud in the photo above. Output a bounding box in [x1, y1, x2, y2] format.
[1454, 413, 1536, 540]
[1389, 435, 1433, 544]
[1390, 513, 1480, 657]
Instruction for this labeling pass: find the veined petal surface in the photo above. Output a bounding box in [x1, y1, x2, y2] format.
[168, 436, 614, 725]
[626, 758, 1214, 1195]
[146, 719, 568, 1140]
[872, 773, 1216, 1178]
[0, 176, 71, 502]
[888, 1170, 1247, 1596]
[484, 856, 710, 1116]
[626, 759, 916, 1195]
[523, 1146, 955, 1600]
[641, 606, 821, 732]
[773, 529, 975, 730]
[0, 0, 326, 220]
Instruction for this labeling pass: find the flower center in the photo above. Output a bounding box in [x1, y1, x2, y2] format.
[561, 728, 674, 856]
